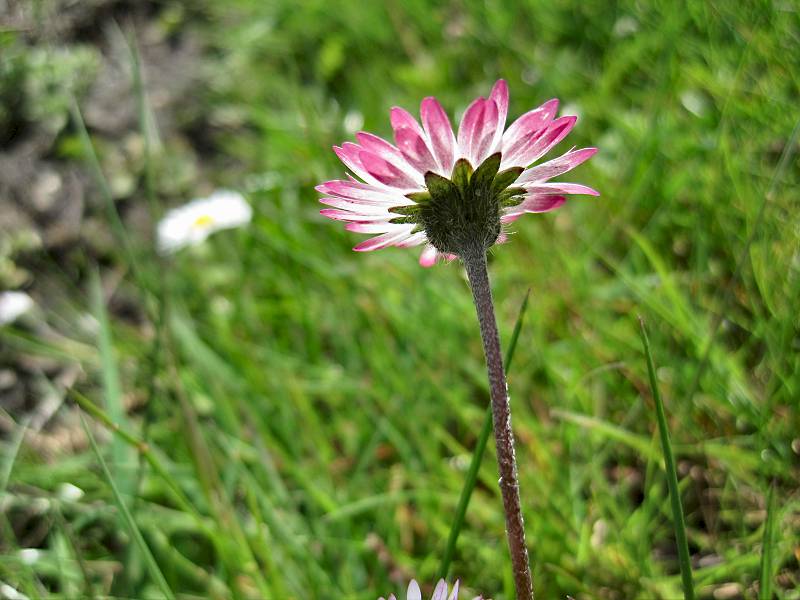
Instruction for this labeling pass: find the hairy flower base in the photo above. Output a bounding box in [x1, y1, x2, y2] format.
[396, 153, 523, 256]
[318, 79, 598, 266]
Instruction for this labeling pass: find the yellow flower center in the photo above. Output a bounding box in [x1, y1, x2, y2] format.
[193, 215, 215, 229]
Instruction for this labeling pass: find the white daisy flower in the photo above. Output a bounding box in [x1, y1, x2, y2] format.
[0, 291, 34, 326]
[156, 189, 252, 254]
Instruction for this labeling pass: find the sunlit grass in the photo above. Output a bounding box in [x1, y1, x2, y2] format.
[1, 1, 798, 598]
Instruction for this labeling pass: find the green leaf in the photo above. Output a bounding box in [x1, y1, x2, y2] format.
[639, 316, 695, 600]
[91, 270, 135, 499]
[80, 412, 176, 600]
[758, 484, 777, 600]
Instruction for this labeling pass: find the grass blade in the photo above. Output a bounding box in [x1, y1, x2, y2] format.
[91, 270, 134, 498]
[439, 289, 531, 578]
[1, 418, 28, 495]
[758, 483, 777, 600]
[71, 388, 201, 520]
[80, 412, 176, 600]
[69, 99, 140, 280]
[638, 316, 694, 600]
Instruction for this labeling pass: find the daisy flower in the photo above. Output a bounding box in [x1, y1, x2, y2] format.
[156, 189, 252, 254]
[380, 579, 482, 600]
[318, 79, 597, 266]
[0, 291, 34, 326]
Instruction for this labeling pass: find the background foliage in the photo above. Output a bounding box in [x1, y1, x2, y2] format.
[1, 0, 798, 598]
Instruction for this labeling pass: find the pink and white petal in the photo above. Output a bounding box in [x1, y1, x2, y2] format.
[353, 227, 415, 251]
[406, 580, 422, 600]
[489, 79, 509, 153]
[359, 150, 420, 190]
[518, 147, 597, 183]
[346, 222, 406, 234]
[320, 208, 393, 222]
[432, 580, 448, 600]
[356, 132, 423, 184]
[502, 116, 574, 170]
[316, 180, 413, 205]
[501, 195, 566, 223]
[506, 115, 577, 168]
[334, 143, 386, 188]
[419, 243, 439, 267]
[318, 197, 395, 214]
[471, 99, 499, 166]
[448, 581, 461, 600]
[523, 182, 599, 196]
[421, 97, 457, 175]
[457, 97, 487, 164]
[394, 230, 427, 248]
[500, 99, 559, 160]
[395, 126, 439, 174]
[391, 106, 426, 138]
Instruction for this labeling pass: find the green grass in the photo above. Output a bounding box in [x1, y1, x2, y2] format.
[1, 1, 799, 598]
[639, 316, 694, 600]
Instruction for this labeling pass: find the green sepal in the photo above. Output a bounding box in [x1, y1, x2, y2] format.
[499, 187, 526, 206]
[491, 166, 524, 197]
[390, 204, 421, 216]
[471, 153, 501, 198]
[406, 190, 431, 204]
[450, 159, 473, 192]
[425, 171, 461, 204]
[389, 215, 418, 224]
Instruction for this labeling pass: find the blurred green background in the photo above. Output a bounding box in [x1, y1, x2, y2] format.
[1, 0, 798, 598]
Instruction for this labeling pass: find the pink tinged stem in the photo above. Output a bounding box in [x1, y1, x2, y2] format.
[462, 249, 534, 600]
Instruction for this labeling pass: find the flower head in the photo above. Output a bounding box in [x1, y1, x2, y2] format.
[0, 291, 34, 326]
[156, 189, 252, 254]
[319, 80, 597, 266]
[379, 579, 482, 600]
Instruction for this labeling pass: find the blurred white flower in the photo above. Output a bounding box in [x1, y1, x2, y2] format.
[0, 291, 34, 325]
[0, 583, 29, 600]
[57, 483, 84, 502]
[380, 579, 482, 600]
[156, 190, 252, 254]
[19, 548, 41, 565]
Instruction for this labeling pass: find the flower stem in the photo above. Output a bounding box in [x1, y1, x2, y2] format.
[463, 249, 533, 600]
